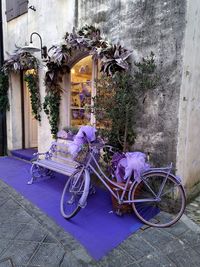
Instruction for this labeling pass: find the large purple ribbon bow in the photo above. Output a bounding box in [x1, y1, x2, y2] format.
[115, 152, 150, 182]
[68, 126, 97, 158]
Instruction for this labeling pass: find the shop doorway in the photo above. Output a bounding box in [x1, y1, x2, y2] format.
[23, 72, 38, 148]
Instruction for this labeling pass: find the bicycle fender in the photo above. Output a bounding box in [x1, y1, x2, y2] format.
[79, 169, 91, 208]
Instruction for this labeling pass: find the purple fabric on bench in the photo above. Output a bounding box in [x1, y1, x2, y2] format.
[0, 156, 156, 259]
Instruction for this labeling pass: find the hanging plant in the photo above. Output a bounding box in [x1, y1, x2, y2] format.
[48, 44, 72, 66]
[99, 44, 132, 76]
[3, 47, 39, 73]
[44, 25, 132, 136]
[0, 70, 9, 113]
[24, 71, 42, 121]
[63, 25, 132, 74]
[2, 46, 42, 121]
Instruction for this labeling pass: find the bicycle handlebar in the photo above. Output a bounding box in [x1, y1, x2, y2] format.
[81, 131, 119, 154]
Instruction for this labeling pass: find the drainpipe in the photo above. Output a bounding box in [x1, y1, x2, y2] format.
[0, 0, 7, 155]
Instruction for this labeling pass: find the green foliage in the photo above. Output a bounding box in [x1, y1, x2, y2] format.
[24, 72, 42, 121]
[44, 62, 69, 137]
[134, 51, 158, 92]
[0, 70, 9, 113]
[43, 91, 61, 138]
[94, 52, 158, 152]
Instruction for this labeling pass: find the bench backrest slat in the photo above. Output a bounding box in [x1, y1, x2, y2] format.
[51, 154, 77, 167]
[51, 141, 71, 149]
[48, 139, 76, 165]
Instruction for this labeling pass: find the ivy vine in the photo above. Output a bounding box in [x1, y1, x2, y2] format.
[43, 62, 70, 137]
[2, 47, 41, 121]
[0, 70, 9, 113]
[43, 92, 61, 137]
[24, 71, 42, 121]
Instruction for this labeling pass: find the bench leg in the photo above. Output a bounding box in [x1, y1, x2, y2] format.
[28, 164, 53, 184]
[28, 177, 34, 185]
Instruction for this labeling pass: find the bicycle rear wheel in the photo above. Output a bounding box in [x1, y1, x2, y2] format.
[132, 172, 186, 228]
[60, 169, 87, 219]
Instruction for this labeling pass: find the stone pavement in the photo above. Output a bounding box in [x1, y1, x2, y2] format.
[185, 194, 200, 225]
[0, 179, 200, 267]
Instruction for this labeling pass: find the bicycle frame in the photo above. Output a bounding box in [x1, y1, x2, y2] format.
[81, 146, 162, 205]
[61, 135, 186, 226]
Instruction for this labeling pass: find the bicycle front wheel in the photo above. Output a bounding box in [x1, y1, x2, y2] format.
[132, 172, 186, 228]
[60, 169, 87, 219]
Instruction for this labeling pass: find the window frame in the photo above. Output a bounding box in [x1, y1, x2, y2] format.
[5, 0, 28, 22]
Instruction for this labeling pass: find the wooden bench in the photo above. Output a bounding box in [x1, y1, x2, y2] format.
[28, 139, 78, 184]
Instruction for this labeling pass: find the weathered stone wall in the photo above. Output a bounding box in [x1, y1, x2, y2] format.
[78, 0, 186, 167]
[176, 0, 200, 197]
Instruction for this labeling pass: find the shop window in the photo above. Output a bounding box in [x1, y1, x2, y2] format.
[5, 0, 28, 22]
[70, 56, 97, 127]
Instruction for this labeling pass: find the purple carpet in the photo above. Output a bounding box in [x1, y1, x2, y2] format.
[0, 157, 146, 259]
[11, 148, 37, 161]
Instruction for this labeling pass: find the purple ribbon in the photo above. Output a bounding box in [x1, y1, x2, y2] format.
[114, 152, 150, 182]
[68, 126, 97, 158]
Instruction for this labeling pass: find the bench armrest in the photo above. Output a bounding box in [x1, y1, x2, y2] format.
[32, 152, 49, 161]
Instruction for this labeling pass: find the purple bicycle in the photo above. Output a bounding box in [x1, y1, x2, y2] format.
[60, 142, 186, 228]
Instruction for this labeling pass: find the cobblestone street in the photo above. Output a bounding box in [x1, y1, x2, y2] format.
[1, 0, 200, 266]
[0, 179, 200, 267]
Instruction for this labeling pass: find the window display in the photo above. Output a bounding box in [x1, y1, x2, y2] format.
[71, 81, 92, 126]
[70, 56, 93, 127]
[70, 55, 108, 128]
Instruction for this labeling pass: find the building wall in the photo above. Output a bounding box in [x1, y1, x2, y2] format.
[3, 0, 200, 195]
[78, 0, 186, 166]
[176, 0, 200, 197]
[2, 0, 76, 152]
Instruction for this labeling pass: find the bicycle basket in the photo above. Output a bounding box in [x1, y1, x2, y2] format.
[74, 144, 90, 164]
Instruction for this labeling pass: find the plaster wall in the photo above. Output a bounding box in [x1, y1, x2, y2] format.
[2, 0, 76, 152]
[78, 0, 186, 166]
[176, 0, 200, 196]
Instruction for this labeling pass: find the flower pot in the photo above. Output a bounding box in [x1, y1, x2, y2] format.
[109, 181, 133, 215]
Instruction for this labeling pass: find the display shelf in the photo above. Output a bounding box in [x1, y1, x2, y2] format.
[70, 106, 85, 109]
[70, 80, 91, 125]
